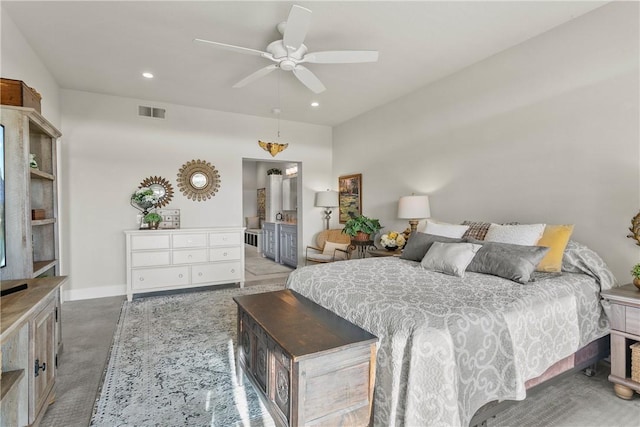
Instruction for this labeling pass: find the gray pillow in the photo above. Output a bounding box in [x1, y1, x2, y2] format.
[465, 238, 550, 284]
[420, 242, 482, 277]
[400, 232, 464, 262]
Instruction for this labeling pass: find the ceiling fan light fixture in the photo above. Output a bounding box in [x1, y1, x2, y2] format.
[310, 101, 319, 107]
[142, 72, 154, 79]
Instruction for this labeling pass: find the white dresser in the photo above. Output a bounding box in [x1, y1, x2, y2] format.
[125, 227, 245, 301]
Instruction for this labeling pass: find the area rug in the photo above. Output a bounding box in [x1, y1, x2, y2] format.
[90, 284, 284, 427]
[244, 256, 293, 276]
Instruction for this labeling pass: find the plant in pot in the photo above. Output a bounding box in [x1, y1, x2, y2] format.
[342, 215, 382, 241]
[631, 263, 640, 290]
[144, 212, 162, 230]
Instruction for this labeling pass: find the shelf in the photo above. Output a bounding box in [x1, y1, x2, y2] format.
[32, 218, 56, 226]
[0, 369, 25, 401]
[29, 169, 55, 181]
[32, 260, 58, 277]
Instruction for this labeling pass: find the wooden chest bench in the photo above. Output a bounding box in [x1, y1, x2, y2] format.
[233, 289, 378, 427]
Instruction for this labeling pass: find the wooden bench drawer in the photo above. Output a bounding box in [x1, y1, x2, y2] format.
[626, 306, 640, 336]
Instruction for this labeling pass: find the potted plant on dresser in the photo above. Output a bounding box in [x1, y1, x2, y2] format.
[342, 215, 382, 241]
[632, 263, 640, 290]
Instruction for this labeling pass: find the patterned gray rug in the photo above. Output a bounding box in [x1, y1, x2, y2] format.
[92, 282, 640, 427]
[90, 284, 283, 427]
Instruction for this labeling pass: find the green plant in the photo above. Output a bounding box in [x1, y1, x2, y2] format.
[631, 263, 640, 279]
[144, 212, 162, 223]
[267, 168, 282, 175]
[341, 215, 382, 237]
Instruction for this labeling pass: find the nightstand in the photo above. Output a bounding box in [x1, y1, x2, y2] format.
[368, 248, 402, 257]
[600, 283, 640, 399]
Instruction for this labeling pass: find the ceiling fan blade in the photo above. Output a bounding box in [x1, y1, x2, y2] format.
[194, 38, 271, 58]
[233, 64, 278, 88]
[292, 65, 326, 94]
[282, 5, 312, 51]
[303, 50, 379, 64]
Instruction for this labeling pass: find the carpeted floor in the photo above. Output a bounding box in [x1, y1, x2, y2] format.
[244, 255, 293, 276]
[91, 284, 283, 427]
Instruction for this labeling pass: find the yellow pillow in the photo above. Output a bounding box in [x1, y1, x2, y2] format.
[536, 225, 574, 272]
[323, 241, 350, 260]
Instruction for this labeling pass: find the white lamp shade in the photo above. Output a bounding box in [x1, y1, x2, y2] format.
[315, 190, 339, 207]
[398, 195, 431, 219]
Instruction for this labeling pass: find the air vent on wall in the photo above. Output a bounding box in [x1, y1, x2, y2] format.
[138, 106, 166, 119]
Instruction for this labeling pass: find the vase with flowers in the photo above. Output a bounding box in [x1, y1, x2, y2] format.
[131, 187, 160, 229]
[380, 231, 406, 251]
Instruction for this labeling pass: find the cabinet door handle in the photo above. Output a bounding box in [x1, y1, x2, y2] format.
[34, 359, 46, 377]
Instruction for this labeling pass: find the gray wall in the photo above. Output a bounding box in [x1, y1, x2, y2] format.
[333, 2, 640, 282]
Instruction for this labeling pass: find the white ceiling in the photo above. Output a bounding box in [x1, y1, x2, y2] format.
[3, 1, 607, 126]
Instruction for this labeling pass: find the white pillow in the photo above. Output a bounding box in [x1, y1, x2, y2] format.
[424, 220, 469, 238]
[323, 241, 350, 260]
[484, 223, 546, 245]
[420, 242, 482, 277]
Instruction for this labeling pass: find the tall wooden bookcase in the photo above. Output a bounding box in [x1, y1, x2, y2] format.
[1, 105, 61, 280]
[1, 106, 63, 426]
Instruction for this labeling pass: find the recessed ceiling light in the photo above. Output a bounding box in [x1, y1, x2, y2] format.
[310, 101, 319, 107]
[142, 72, 154, 79]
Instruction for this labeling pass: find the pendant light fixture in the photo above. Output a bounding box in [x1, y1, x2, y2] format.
[259, 69, 289, 157]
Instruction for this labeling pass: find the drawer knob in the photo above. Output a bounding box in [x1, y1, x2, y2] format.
[188, 255, 192, 259]
[231, 269, 235, 273]
[223, 252, 228, 257]
[178, 274, 183, 278]
[199, 272, 203, 276]
[139, 277, 144, 281]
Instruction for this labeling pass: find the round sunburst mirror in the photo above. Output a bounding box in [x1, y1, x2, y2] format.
[139, 176, 174, 208]
[177, 159, 221, 201]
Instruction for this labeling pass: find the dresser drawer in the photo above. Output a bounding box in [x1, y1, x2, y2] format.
[192, 262, 241, 284]
[626, 305, 640, 336]
[210, 247, 241, 262]
[131, 251, 170, 267]
[173, 233, 207, 248]
[210, 232, 241, 246]
[131, 234, 170, 250]
[131, 266, 189, 290]
[173, 249, 208, 264]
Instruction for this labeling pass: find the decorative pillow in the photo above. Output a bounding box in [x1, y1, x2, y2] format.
[536, 224, 574, 272]
[466, 239, 550, 284]
[424, 220, 469, 238]
[245, 216, 260, 229]
[461, 221, 492, 240]
[400, 233, 464, 262]
[322, 241, 350, 260]
[484, 223, 546, 245]
[420, 242, 482, 277]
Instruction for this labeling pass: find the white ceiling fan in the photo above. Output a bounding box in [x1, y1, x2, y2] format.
[194, 5, 378, 94]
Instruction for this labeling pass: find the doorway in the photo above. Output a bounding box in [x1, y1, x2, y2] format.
[242, 158, 302, 285]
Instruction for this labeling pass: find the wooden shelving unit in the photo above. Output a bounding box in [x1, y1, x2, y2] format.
[1, 106, 61, 280]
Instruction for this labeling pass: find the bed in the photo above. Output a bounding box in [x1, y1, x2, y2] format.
[285, 240, 616, 426]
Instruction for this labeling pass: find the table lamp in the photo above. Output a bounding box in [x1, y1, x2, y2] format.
[315, 190, 339, 230]
[398, 195, 431, 233]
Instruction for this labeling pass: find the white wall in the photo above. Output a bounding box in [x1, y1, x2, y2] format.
[60, 89, 332, 300]
[0, 9, 60, 127]
[333, 2, 640, 282]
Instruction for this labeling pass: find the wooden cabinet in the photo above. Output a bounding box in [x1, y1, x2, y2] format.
[234, 290, 377, 427]
[1, 106, 61, 280]
[1, 276, 67, 427]
[601, 283, 640, 399]
[262, 222, 280, 262]
[125, 228, 245, 301]
[279, 224, 297, 268]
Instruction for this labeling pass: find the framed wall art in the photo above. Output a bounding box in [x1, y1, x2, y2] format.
[338, 173, 362, 223]
[257, 188, 266, 220]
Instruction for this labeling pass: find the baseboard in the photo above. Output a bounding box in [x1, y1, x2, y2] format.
[63, 284, 126, 302]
